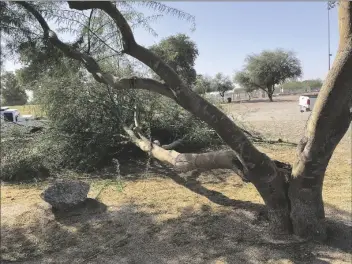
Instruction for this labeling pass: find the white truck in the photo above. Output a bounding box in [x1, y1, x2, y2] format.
[2, 108, 20, 122]
[1, 107, 35, 123]
[1, 106, 9, 116]
[299, 93, 318, 112]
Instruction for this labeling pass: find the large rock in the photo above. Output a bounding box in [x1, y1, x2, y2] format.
[41, 180, 90, 210]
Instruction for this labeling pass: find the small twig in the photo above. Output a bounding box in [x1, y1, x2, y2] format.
[133, 104, 140, 129]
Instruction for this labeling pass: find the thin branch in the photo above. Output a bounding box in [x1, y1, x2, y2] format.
[161, 137, 186, 150]
[50, 13, 122, 55]
[87, 9, 94, 54]
[17, 2, 175, 100]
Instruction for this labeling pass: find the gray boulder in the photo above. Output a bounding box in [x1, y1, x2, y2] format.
[41, 180, 90, 210]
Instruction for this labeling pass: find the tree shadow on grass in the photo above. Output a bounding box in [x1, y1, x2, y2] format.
[52, 198, 108, 224]
[1, 200, 351, 264]
[3, 161, 350, 263]
[101, 161, 352, 254]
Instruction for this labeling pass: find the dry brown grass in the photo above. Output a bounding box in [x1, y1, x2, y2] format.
[10, 105, 43, 116]
[1, 140, 351, 264]
[1, 97, 351, 263]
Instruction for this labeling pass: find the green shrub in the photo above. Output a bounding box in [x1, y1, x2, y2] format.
[0, 124, 49, 182]
[3, 58, 225, 180]
[28, 58, 224, 174]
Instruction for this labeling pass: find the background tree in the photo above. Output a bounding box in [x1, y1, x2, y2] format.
[192, 74, 213, 94]
[233, 72, 257, 100]
[212, 73, 233, 100]
[301, 79, 323, 91]
[281, 79, 323, 93]
[149, 34, 199, 86]
[235, 49, 302, 101]
[1, 71, 28, 106]
[280, 80, 303, 92]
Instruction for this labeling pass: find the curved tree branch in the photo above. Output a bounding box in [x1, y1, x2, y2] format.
[16, 2, 50, 38]
[87, 9, 94, 54]
[16, 2, 175, 100]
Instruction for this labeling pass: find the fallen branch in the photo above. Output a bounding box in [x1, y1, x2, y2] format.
[123, 125, 251, 181]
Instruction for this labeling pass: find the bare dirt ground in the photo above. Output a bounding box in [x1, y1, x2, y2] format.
[222, 95, 352, 145]
[1, 95, 351, 264]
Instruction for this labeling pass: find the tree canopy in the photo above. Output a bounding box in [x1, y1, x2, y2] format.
[234, 49, 302, 101]
[192, 74, 213, 94]
[212, 73, 233, 98]
[149, 34, 199, 86]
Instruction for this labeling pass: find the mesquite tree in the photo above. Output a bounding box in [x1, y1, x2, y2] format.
[234, 49, 302, 102]
[5, 1, 352, 240]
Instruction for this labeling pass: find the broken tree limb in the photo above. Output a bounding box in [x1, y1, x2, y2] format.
[123, 125, 249, 181]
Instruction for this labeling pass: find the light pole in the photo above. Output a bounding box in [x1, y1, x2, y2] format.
[328, 4, 332, 70]
[327, 1, 336, 71]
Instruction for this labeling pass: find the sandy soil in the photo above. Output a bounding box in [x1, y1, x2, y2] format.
[222, 95, 351, 145]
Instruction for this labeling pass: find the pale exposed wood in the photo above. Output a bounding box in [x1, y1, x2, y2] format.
[123, 126, 245, 176]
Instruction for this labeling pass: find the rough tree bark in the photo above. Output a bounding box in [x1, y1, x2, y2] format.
[289, 0, 352, 240]
[267, 85, 275, 102]
[17, 1, 352, 239]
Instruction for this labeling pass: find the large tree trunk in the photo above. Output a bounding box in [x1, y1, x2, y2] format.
[268, 93, 274, 102]
[289, 1, 352, 240]
[267, 85, 275, 102]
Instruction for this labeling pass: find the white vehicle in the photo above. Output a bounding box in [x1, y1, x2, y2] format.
[2, 109, 20, 122]
[299, 93, 318, 112]
[1, 106, 9, 117]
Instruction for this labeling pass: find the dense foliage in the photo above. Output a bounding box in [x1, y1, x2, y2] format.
[150, 34, 199, 86]
[1, 57, 223, 181]
[0, 1, 307, 182]
[1, 71, 28, 105]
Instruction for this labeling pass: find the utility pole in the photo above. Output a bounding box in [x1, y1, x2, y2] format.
[328, 3, 331, 70]
[327, 1, 336, 71]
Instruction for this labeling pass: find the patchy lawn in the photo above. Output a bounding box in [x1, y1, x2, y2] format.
[1, 141, 351, 264]
[9, 105, 43, 117]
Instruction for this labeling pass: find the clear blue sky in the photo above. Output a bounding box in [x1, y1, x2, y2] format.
[4, 1, 339, 81]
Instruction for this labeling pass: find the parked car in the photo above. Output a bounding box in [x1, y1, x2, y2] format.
[299, 93, 318, 112]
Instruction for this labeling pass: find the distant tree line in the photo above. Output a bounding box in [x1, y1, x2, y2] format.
[0, 32, 322, 107]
